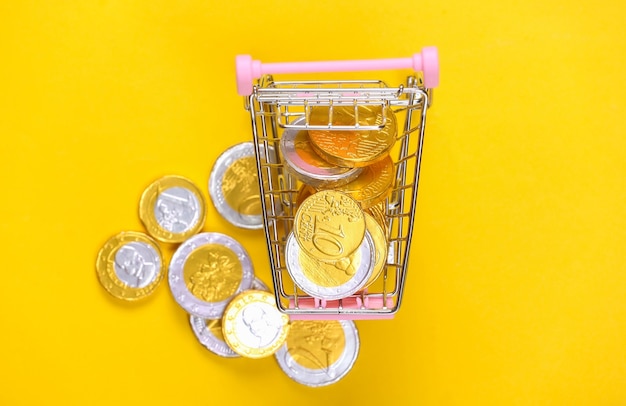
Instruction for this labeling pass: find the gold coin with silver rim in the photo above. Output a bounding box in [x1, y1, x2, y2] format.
[308, 105, 397, 168]
[168, 232, 254, 319]
[96, 231, 164, 300]
[274, 320, 359, 387]
[139, 175, 206, 243]
[222, 290, 290, 359]
[189, 277, 270, 358]
[209, 142, 278, 229]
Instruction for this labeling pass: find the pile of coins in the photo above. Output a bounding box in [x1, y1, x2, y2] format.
[96, 143, 361, 386]
[280, 105, 395, 301]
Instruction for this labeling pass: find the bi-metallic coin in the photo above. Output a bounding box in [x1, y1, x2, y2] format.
[169, 232, 254, 319]
[96, 231, 164, 300]
[208, 142, 277, 229]
[222, 290, 290, 359]
[139, 175, 206, 243]
[274, 320, 359, 387]
[189, 277, 269, 358]
[293, 190, 365, 262]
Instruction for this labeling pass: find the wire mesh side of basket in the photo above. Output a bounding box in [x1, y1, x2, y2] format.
[247, 75, 429, 319]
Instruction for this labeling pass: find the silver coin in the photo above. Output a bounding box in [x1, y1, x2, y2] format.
[113, 241, 161, 288]
[274, 320, 359, 387]
[189, 276, 269, 358]
[285, 231, 374, 300]
[280, 117, 362, 188]
[154, 186, 201, 233]
[226, 294, 288, 354]
[169, 232, 254, 318]
[251, 276, 270, 292]
[208, 142, 277, 229]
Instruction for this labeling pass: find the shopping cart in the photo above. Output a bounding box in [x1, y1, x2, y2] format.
[236, 47, 439, 320]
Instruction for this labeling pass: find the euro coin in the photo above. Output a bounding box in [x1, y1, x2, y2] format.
[168, 232, 254, 319]
[189, 277, 269, 358]
[222, 290, 290, 359]
[293, 190, 365, 261]
[285, 231, 373, 300]
[308, 105, 397, 168]
[139, 175, 206, 243]
[280, 118, 362, 188]
[96, 231, 163, 300]
[274, 320, 359, 387]
[335, 155, 395, 209]
[209, 142, 277, 229]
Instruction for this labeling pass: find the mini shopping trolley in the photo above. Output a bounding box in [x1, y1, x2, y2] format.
[236, 47, 439, 320]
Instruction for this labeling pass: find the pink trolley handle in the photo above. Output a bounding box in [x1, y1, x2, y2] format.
[236, 46, 439, 96]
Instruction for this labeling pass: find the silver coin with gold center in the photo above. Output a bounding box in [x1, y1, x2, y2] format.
[274, 320, 359, 387]
[169, 232, 254, 318]
[208, 142, 277, 229]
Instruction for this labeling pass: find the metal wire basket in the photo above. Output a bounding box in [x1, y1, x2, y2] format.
[236, 48, 439, 319]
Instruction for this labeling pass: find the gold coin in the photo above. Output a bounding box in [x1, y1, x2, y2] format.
[366, 202, 389, 237]
[335, 155, 395, 209]
[298, 241, 362, 287]
[360, 213, 388, 289]
[222, 290, 290, 359]
[295, 183, 316, 208]
[96, 231, 164, 300]
[308, 105, 397, 168]
[285, 320, 346, 370]
[183, 244, 243, 303]
[293, 190, 365, 261]
[139, 175, 206, 243]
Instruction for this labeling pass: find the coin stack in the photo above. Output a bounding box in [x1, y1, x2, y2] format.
[96, 159, 360, 386]
[281, 105, 395, 301]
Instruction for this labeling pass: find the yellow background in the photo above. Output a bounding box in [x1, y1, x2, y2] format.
[1, 1, 625, 405]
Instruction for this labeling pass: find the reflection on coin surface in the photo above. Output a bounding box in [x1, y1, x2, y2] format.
[139, 176, 206, 243]
[361, 213, 388, 289]
[169, 232, 254, 318]
[275, 320, 359, 387]
[334, 155, 395, 209]
[308, 105, 397, 168]
[293, 190, 365, 261]
[189, 277, 269, 358]
[280, 119, 362, 188]
[222, 290, 290, 359]
[96, 231, 163, 300]
[209, 142, 278, 229]
[285, 232, 373, 300]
